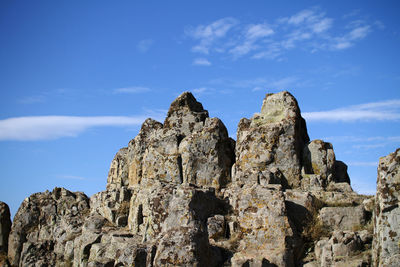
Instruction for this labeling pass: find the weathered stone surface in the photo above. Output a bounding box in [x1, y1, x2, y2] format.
[0, 202, 11, 254]
[284, 190, 319, 234]
[90, 186, 131, 227]
[373, 148, 400, 266]
[106, 147, 129, 189]
[315, 230, 371, 267]
[319, 205, 366, 231]
[233, 91, 309, 189]
[8, 188, 89, 266]
[207, 215, 226, 240]
[302, 140, 351, 190]
[224, 184, 299, 266]
[107, 92, 234, 190]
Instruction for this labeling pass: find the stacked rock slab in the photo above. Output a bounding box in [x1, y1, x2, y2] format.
[373, 148, 400, 266]
[6, 91, 384, 267]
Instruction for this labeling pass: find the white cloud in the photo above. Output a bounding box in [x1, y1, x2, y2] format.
[246, 24, 274, 40]
[137, 39, 153, 53]
[58, 175, 88, 180]
[312, 18, 333, 33]
[185, 7, 378, 61]
[0, 116, 149, 141]
[113, 86, 150, 94]
[287, 9, 315, 25]
[192, 87, 209, 94]
[303, 99, 400, 122]
[185, 17, 238, 54]
[193, 58, 212, 66]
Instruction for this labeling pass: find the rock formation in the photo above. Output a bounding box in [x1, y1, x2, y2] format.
[373, 148, 400, 266]
[1, 91, 398, 266]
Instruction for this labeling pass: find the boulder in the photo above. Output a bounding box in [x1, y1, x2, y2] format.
[373, 148, 400, 266]
[302, 140, 351, 190]
[233, 91, 309, 189]
[319, 205, 366, 231]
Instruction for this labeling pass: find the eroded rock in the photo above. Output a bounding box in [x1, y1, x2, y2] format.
[373, 148, 400, 266]
[233, 91, 309, 189]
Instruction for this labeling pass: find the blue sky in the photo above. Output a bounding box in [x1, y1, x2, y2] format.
[1, 0, 399, 216]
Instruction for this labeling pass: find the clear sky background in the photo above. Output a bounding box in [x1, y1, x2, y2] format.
[1, 0, 399, 217]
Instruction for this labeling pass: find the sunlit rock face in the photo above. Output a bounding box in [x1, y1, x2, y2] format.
[6, 91, 392, 267]
[373, 148, 400, 267]
[107, 92, 235, 191]
[233, 91, 309, 189]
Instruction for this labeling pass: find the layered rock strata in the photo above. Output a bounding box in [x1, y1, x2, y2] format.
[2, 91, 395, 267]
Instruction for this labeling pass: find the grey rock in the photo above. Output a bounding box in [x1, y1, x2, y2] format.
[8, 188, 89, 266]
[207, 215, 226, 240]
[315, 231, 364, 267]
[233, 91, 309, 189]
[373, 148, 400, 266]
[319, 205, 366, 231]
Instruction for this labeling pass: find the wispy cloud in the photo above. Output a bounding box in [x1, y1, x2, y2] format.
[185, 7, 380, 61]
[210, 76, 301, 91]
[0, 116, 149, 141]
[18, 95, 46, 104]
[57, 175, 88, 180]
[185, 17, 238, 54]
[113, 86, 150, 94]
[137, 39, 153, 53]
[303, 99, 400, 122]
[193, 58, 212, 66]
[347, 161, 378, 167]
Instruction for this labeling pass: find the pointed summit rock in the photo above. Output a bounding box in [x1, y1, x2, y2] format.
[106, 91, 234, 190]
[164, 91, 209, 136]
[233, 91, 309, 188]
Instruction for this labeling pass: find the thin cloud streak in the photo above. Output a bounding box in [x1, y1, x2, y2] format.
[113, 86, 150, 94]
[193, 58, 212, 66]
[0, 116, 149, 141]
[58, 175, 88, 180]
[303, 99, 400, 122]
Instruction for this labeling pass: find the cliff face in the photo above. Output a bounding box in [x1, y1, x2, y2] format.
[1, 91, 398, 267]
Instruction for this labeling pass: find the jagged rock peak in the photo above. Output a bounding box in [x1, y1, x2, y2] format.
[233, 91, 309, 189]
[163, 91, 209, 134]
[167, 91, 206, 115]
[252, 91, 302, 125]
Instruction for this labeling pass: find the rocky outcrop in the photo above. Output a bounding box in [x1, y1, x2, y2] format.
[233, 91, 309, 189]
[7, 188, 89, 266]
[373, 148, 400, 266]
[107, 92, 234, 190]
[7, 91, 391, 267]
